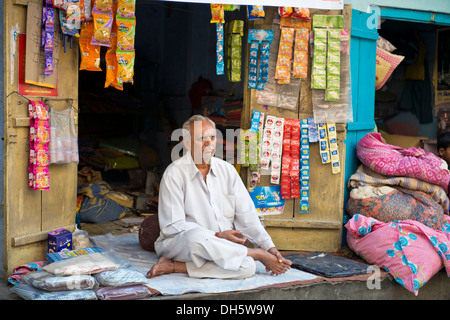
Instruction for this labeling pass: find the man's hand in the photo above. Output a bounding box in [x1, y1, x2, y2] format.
[266, 247, 292, 274]
[216, 230, 248, 246]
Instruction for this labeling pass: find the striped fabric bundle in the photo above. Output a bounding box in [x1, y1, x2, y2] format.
[348, 164, 450, 214]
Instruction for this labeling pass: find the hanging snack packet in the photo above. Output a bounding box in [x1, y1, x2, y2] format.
[279, 7, 293, 17]
[105, 22, 123, 90]
[248, 5, 265, 20]
[116, 50, 135, 85]
[59, 8, 80, 37]
[33, 166, 50, 191]
[292, 28, 309, 79]
[225, 20, 244, 82]
[216, 23, 224, 75]
[92, 2, 113, 47]
[84, 0, 93, 21]
[291, 8, 310, 21]
[79, 21, 102, 71]
[275, 28, 294, 84]
[311, 28, 327, 89]
[94, 0, 113, 13]
[210, 4, 224, 23]
[117, 0, 135, 19]
[116, 17, 135, 51]
[34, 144, 50, 167]
[53, 0, 66, 9]
[325, 29, 341, 101]
[34, 120, 51, 145]
[66, 0, 84, 27]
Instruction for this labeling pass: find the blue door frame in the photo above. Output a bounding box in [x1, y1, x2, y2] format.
[344, 9, 378, 229]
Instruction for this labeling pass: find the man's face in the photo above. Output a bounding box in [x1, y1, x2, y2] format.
[187, 120, 216, 164]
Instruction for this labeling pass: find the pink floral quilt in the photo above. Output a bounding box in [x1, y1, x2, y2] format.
[346, 214, 450, 295]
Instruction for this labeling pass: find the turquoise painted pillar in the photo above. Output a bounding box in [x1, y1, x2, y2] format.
[343, 10, 378, 239]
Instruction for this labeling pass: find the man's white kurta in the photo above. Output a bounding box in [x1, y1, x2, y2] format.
[154, 151, 275, 276]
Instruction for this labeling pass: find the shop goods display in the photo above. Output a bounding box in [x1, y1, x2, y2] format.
[248, 186, 285, 216]
[42, 0, 55, 76]
[248, 29, 273, 90]
[48, 228, 72, 253]
[225, 20, 244, 82]
[28, 101, 50, 191]
[49, 106, 79, 164]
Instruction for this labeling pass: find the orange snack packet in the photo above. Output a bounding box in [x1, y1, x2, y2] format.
[79, 21, 102, 71]
[105, 22, 123, 90]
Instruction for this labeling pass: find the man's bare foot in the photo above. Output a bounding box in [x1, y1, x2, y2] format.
[146, 257, 175, 278]
[247, 248, 291, 276]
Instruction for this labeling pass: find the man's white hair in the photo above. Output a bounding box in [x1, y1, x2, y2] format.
[182, 115, 216, 141]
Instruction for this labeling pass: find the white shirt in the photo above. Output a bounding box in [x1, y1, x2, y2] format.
[157, 152, 275, 251]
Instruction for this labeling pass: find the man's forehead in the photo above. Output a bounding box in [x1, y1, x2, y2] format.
[190, 121, 215, 135]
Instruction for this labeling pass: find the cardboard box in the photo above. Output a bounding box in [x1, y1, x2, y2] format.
[48, 228, 72, 253]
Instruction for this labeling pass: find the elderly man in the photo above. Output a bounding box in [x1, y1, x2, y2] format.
[147, 115, 291, 279]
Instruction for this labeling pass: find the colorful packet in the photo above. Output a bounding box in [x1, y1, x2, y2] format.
[248, 5, 265, 20]
[116, 17, 135, 51]
[300, 119, 310, 212]
[311, 28, 327, 89]
[28, 101, 50, 191]
[317, 123, 330, 164]
[292, 8, 310, 21]
[94, 0, 113, 13]
[43, 1, 54, 77]
[33, 166, 50, 191]
[247, 29, 273, 90]
[116, 50, 135, 85]
[216, 23, 224, 75]
[325, 29, 341, 101]
[293, 28, 309, 78]
[117, 0, 135, 19]
[34, 144, 50, 167]
[79, 21, 101, 71]
[66, 0, 85, 24]
[275, 28, 294, 84]
[210, 4, 224, 23]
[59, 8, 80, 37]
[92, 5, 113, 47]
[34, 120, 51, 145]
[105, 22, 123, 90]
[327, 123, 340, 174]
[225, 20, 244, 82]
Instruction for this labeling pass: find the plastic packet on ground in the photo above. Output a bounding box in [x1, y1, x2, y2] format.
[11, 283, 97, 300]
[43, 251, 128, 276]
[22, 270, 98, 291]
[95, 267, 147, 287]
[96, 285, 151, 300]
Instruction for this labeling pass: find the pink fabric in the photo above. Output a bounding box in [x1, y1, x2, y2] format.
[346, 214, 450, 295]
[356, 132, 450, 193]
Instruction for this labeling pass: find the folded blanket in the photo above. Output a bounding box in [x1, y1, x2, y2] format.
[356, 132, 450, 193]
[348, 164, 449, 213]
[347, 186, 446, 231]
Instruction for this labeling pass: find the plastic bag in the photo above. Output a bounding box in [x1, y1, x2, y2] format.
[49, 107, 79, 164]
[11, 283, 97, 300]
[22, 270, 98, 291]
[43, 252, 125, 276]
[96, 285, 151, 300]
[95, 267, 147, 287]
